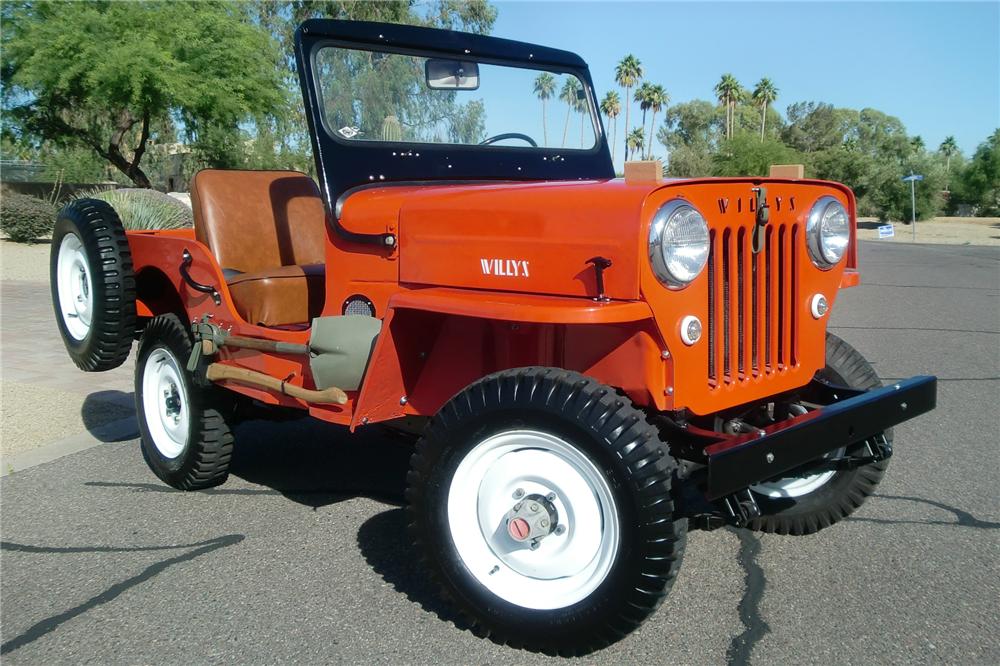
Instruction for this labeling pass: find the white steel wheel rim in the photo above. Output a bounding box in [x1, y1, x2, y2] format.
[141, 347, 190, 459]
[750, 404, 840, 499]
[446, 429, 620, 610]
[56, 233, 94, 341]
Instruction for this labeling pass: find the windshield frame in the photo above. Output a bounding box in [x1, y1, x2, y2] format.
[295, 19, 614, 245]
[311, 39, 603, 155]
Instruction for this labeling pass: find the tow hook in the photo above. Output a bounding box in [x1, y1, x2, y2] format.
[722, 488, 761, 528]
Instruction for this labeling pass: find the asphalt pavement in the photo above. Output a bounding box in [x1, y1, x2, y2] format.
[2, 241, 998, 664]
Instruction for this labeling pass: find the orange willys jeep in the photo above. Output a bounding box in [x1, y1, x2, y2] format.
[50, 19, 937, 654]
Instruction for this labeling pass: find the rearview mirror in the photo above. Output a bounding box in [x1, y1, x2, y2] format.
[425, 59, 480, 90]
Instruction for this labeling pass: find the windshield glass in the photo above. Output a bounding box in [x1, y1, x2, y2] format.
[314, 46, 598, 151]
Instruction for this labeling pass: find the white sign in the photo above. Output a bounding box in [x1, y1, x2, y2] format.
[878, 224, 895, 239]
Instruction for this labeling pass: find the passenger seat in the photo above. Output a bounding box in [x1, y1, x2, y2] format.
[191, 170, 327, 327]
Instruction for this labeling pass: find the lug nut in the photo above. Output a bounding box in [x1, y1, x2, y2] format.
[540, 519, 549, 528]
[513, 502, 523, 511]
[529, 503, 539, 512]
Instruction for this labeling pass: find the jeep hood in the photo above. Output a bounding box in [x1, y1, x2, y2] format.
[339, 180, 664, 300]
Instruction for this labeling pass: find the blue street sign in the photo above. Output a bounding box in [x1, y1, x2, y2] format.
[902, 174, 924, 182]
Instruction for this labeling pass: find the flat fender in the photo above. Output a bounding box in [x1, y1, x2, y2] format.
[349, 287, 659, 429]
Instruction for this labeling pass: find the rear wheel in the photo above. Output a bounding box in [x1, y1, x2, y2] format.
[136, 314, 235, 490]
[407, 367, 686, 655]
[748, 333, 891, 535]
[50, 199, 136, 371]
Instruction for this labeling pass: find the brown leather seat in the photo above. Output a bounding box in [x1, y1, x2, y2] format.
[191, 170, 328, 327]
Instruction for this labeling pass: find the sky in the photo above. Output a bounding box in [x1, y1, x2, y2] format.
[488, 0, 1000, 167]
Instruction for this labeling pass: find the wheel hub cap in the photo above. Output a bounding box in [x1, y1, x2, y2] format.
[141, 348, 190, 459]
[56, 233, 93, 340]
[446, 430, 620, 610]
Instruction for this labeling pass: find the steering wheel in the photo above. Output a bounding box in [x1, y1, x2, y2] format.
[479, 132, 538, 147]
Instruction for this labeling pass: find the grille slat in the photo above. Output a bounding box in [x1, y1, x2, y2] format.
[706, 220, 799, 388]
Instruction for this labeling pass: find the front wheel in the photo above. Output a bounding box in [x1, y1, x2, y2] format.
[406, 368, 686, 655]
[747, 333, 892, 535]
[136, 314, 235, 490]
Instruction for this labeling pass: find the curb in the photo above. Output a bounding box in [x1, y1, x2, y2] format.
[1, 415, 138, 477]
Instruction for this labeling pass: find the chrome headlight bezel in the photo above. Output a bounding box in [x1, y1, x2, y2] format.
[648, 199, 710, 289]
[806, 196, 850, 269]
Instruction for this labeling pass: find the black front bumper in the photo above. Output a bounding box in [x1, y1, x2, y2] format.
[703, 375, 937, 500]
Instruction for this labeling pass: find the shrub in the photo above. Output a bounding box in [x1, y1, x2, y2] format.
[83, 188, 193, 230]
[0, 193, 57, 242]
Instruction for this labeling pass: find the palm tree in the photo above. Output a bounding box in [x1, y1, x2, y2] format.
[752, 77, 778, 141]
[615, 54, 643, 159]
[533, 72, 556, 147]
[600, 91, 621, 163]
[714, 73, 741, 139]
[911, 136, 925, 152]
[634, 82, 655, 157]
[559, 78, 581, 148]
[939, 135, 959, 190]
[645, 84, 669, 159]
[626, 127, 645, 161]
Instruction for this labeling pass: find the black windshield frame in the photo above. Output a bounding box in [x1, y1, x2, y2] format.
[295, 19, 614, 240]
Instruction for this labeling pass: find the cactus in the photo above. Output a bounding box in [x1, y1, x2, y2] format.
[381, 115, 402, 142]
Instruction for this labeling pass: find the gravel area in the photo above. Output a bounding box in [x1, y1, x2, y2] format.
[857, 216, 1000, 245]
[1, 241, 51, 282]
[1, 382, 133, 459]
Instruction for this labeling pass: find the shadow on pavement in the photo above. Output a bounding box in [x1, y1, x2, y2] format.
[356, 508, 464, 625]
[228, 417, 411, 509]
[81, 390, 138, 442]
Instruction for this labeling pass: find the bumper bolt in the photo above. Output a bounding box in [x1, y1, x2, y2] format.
[766, 452, 775, 463]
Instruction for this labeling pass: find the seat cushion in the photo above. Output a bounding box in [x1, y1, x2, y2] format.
[191, 170, 328, 274]
[227, 264, 325, 327]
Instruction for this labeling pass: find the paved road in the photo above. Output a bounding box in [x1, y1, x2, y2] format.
[2, 242, 998, 664]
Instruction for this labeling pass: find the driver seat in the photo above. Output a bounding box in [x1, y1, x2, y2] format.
[191, 170, 327, 327]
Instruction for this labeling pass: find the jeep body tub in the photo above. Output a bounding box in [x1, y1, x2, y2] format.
[50, 18, 936, 653]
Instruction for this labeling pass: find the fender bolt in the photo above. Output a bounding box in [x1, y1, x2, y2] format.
[766, 453, 775, 463]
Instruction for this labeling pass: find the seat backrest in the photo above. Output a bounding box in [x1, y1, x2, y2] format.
[191, 170, 327, 273]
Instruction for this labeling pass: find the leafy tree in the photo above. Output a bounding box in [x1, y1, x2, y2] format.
[615, 55, 642, 159]
[600, 91, 622, 163]
[953, 129, 1000, 215]
[712, 134, 801, 177]
[657, 100, 723, 176]
[782, 102, 857, 152]
[2, 1, 286, 187]
[910, 136, 925, 153]
[752, 78, 778, 141]
[533, 72, 556, 147]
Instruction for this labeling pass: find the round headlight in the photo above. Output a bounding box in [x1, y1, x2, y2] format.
[807, 196, 850, 268]
[649, 200, 710, 288]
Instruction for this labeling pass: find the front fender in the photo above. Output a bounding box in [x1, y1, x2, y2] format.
[349, 288, 670, 429]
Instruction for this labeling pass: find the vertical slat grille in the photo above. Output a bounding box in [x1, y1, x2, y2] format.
[706, 221, 799, 388]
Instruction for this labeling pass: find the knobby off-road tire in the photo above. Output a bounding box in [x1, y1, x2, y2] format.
[136, 313, 235, 490]
[748, 333, 892, 535]
[406, 367, 687, 655]
[50, 198, 136, 371]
